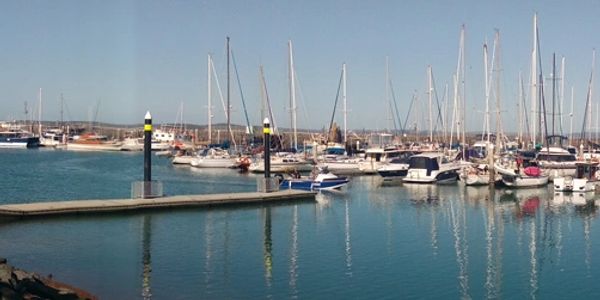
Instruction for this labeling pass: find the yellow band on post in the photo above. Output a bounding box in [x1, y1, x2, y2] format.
[263, 127, 271, 134]
[144, 124, 152, 131]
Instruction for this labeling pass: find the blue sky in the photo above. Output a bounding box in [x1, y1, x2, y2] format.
[1, 0, 600, 134]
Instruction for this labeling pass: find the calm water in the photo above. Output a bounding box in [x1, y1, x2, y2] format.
[1, 149, 599, 299]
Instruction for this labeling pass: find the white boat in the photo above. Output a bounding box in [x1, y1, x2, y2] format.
[171, 149, 196, 165]
[318, 157, 363, 175]
[190, 148, 238, 168]
[535, 136, 577, 180]
[358, 148, 412, 174]
[554, 161, 600, 193]
[66, 134, 122, 152]
[249, 155, 313, 173]
[376, 153, 415, 182]
[120, 137, 144, 151]
[402, 152, 461, 184]
[494, 159, 548, 188]
[459, 164, 500, 186]
[40, 128, 67, 147]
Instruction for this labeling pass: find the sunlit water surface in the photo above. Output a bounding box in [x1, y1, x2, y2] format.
[0, 149, 599, 299]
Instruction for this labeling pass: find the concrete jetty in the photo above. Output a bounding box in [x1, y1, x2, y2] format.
[0, 190, 316, 218]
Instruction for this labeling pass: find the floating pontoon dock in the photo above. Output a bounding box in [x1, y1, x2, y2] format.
[0, 190, 316, 218]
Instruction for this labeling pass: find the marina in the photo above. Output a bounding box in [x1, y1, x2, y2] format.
[4, 1, 600, 299]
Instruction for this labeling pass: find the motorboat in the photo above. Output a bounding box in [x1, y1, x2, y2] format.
[402, 152, 461, 184]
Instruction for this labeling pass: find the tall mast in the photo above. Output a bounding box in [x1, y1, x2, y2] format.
[38, 88, 42, 136]
[385, 56, 391, 132]
[208, 54, 213, 144]
[60, 93, 64, 128]
[518, 72, 523, 143]
[530, 13, 538, 146]
[492, 30, 503, 150]
[483, 42, 490, 141]
[460, 25, 466, 155]
[560, 56, 566, 135]
[342, 63, 347, 144]
[226, 36, 231, 145]
[570, 86, 574, 144]
[552, 53, 556, 137]
[288, 40, 297, 150]
[427, 65, 433, 143]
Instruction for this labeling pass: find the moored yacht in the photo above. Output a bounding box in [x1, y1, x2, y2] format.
[402, 152, 460, 184]
[0, 129, 40, 148]
[554, 161, 600, 193]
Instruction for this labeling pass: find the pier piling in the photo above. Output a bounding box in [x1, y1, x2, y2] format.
[144, 111, 152, 197]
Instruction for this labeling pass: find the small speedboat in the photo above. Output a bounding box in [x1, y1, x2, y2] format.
[277, 167, 349, 191]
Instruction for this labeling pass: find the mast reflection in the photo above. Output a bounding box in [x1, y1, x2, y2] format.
[141, 215, 152, 300]
[289, 205, 299, 294]
[263, 207, 273, 286]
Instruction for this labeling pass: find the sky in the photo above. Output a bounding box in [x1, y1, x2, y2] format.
[2, 0, 600, 134]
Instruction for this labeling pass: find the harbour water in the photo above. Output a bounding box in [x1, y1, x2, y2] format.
[1, 149, 599, 299]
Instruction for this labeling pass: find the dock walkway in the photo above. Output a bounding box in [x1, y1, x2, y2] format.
[0, 190, 315, 218]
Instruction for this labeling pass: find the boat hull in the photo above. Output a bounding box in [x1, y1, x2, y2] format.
[280, 178, 349, 191]
[501, 175, 548, 188]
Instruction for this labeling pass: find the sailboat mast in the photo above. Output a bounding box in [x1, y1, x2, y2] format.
[342, 63, 347, 144]
[570, 86, 574, 144]
[288, 40, 298, 150]
[38, 88, 42, 136]
[530, 13, 538, 146]
[226, 36, 231, 145]
[552, 53, 556, 137]
[560, 56, 566, 135]
[483, 42, 490, 141]
[427, 65, 433, 143]
[518, 72, 523, 143]
[460, 25, 466, 156]
[385, 56, 391, 133]
[493, 30, 502, 150]
[60, 93, 64, 129]
[208, 54, 213, 144]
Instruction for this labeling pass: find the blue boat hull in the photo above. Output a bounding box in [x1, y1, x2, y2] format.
[0, 136, 40, 148]
[280, 178, 349, 191]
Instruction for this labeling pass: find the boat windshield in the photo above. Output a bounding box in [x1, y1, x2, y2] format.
[536, 154, 576, 162]
[409, 157, 439, 170]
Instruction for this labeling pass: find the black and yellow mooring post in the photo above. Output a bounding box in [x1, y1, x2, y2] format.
[144, 111, 152, 196]
[263, 118, 271, 178]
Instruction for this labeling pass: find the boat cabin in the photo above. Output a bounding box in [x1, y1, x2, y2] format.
[575, 162, 599, 180]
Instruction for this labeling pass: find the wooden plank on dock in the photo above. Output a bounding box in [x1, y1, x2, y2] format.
[0, 190, 316, 217]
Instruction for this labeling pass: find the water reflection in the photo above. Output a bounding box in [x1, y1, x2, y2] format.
[126, 179, 599, 299]
[344, 199, 353, 277]
[141, 216, 152, 300]
[263, 207, 273, 286]
[289, 205, 299, 296]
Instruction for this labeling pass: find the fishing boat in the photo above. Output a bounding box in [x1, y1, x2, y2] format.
[553, 161, 600, 192]
[66, 133, 122, 151]
[0, 129, 40, 148]
[277, 167, 349, 191]
[402, 152, 461, 184]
